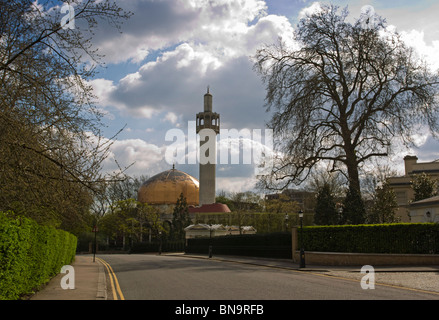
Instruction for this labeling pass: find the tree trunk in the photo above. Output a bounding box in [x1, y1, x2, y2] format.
[346, 153, 361, 194]
[343, 143, 366, 224]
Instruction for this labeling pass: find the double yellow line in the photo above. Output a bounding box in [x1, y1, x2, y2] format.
[96, 257, 125, 300]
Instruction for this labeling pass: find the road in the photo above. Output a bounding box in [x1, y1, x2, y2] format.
[97, 254, 439, 301]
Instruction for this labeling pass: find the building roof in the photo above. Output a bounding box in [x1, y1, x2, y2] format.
[410, 195, 439, 207]
[188, 203, 231, 213]
[184, 224, 226, 231]
[138, 168, 199, 205]
[184, 224, 256, 232]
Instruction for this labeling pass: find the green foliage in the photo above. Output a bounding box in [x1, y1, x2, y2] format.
[100, 198, 163, 247]
[300, 223, 439, 254]
[0, 211, 77, 300]
[412, 173, 438, 201]
[215, 195, 235, 211]
[314, 183, 338, 225]
[341, 187, 366, 224]
[171, 193, 191, 241]
[368, 181, 399, 223]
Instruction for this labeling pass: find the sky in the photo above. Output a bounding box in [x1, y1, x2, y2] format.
[77, 0, 439, 194]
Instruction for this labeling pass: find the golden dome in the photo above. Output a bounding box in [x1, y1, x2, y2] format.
[138, 168, 199, 205]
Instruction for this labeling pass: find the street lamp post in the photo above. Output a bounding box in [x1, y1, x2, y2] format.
[158, 231, 162, 255]
[209, 224, 213, 258]
[298, 210, 305, 268]
[285, 214, 289, 232]
[92, 224, 98, 262]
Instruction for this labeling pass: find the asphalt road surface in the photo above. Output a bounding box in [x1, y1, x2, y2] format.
[97, 254, 439, 301]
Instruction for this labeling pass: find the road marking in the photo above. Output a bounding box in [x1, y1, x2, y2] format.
[96, 257, 125, 300]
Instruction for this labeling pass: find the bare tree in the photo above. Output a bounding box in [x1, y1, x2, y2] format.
[254, 4, 439, 222]
[0, 1, 132, 228]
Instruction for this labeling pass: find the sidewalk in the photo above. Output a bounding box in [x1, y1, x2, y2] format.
[29, 253, 439, 300]
[186, 253, 439, 294]
[30, 254, 106, 300]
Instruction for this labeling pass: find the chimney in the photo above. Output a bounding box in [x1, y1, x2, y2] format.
[403, 155, 418, 175]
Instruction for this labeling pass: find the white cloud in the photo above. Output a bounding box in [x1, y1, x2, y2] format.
[89, 78, 116, 105]
[400, 29, 439, 71]
[90, 0, 269, 64]
[163, 111, 178, 124]
[90, 2, 293, 125]
[298, 1, 322, 20]
[216, 176, 259, 193]
[102, 138, 167, 177]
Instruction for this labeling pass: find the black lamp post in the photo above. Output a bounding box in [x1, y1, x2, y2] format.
[298, 210, 305, 268]
[92, 224, 98, 262]
[209, 224, 213, 258]
[158, 231, 162, 255]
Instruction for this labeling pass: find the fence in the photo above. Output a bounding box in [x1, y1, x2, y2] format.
[129, 240, 186, 253]
[300, 223, 439, 254]
[185, 232, 292, 259]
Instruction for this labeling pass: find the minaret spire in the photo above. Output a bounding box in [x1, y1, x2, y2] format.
[196, 88, 220, 206]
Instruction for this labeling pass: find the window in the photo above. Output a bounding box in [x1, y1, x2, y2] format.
[396, 191, 407, 205]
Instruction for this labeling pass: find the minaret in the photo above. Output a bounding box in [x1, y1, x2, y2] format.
[196, 87, 220, 206]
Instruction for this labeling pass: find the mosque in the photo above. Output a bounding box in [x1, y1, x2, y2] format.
[137, 89, 231, 222]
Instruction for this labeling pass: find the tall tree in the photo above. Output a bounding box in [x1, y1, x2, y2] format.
[0, 1, 131, 228]
[341, 187, 366, 224]
[314, 183, 338, 225]
[254, 4, 439, 224]
[171, 193, 191, 241]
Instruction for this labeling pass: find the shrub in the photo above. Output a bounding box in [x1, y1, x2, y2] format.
[0, 211, 77, 300]
[300, 223, 439, 254]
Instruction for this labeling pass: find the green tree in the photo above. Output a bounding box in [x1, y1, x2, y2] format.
[341, 188, 366, 225]
[171, 193, 191, 241]
[111, 199, 138, 249]
[314, 183, 338, 225]
[412, 173, 438, 201]
[137, 201, 164, 242]
[263, 194, 299, 232]
[100, 198, 164, 249]
[368, 181, 399, 223]
[215, 195, 235, 211]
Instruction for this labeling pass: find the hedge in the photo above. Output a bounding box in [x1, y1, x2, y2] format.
[0, 211, 77, 300]
[186, 232, 292, 259]
[300, 223, 439, 254]
[186, 224, 439, 259]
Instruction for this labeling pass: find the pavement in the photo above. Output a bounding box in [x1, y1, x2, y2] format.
[30, 254, 107, 300]
[28, 253, 439, 300]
